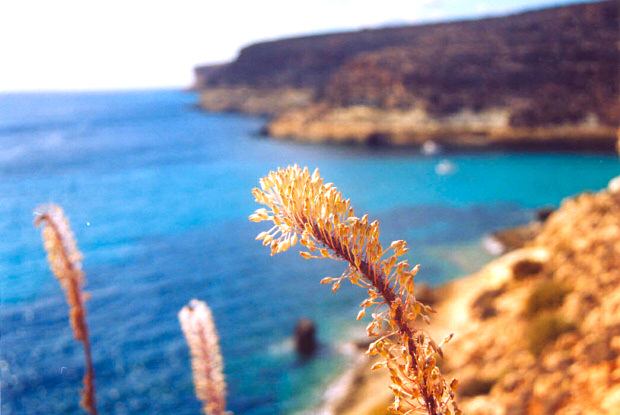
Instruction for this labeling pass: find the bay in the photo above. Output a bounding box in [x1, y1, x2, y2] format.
[1, 90, 618, 414]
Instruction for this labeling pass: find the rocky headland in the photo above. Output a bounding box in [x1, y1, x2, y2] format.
[195, 0, 619, 149]
[319, 177, 620, 414]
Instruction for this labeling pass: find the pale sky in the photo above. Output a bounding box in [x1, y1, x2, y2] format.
[0, 0, 595, 92]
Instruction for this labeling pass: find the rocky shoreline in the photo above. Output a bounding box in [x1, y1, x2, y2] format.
[315, 177, 620, 414]
[263, 104, 617, 151]
[198, 90, 618, 152]
[196, 93, 620, 154]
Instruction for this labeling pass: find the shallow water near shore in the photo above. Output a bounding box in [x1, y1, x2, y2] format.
[1, 90, 619, 414]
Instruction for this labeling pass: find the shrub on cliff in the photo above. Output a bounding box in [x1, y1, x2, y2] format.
[525, 280, 570, 318]
[472, 287, 505, 320]
[527, 312, 576, 357]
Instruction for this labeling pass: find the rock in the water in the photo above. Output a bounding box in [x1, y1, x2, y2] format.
[536, 207, 555, 222]
[295, 318, 317, 357]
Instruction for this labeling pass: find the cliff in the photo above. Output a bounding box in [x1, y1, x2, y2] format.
[195, 0, 619, 148]
[324, 177, 620, 414]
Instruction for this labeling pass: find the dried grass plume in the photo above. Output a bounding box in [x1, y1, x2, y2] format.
[34, 203, 98, 415]
[251, 165, 460, 415]
[179, 299, 228, 415]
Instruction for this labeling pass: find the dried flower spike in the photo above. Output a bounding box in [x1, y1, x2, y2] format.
[179, 299, 228, 415]
[251, 165, 460, 415]
[34, 204, 98, 415]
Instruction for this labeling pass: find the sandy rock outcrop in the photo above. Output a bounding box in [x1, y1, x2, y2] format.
[435, 179, 620, 415]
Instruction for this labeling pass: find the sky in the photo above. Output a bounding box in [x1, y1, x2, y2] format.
[0, 0, 598, 92]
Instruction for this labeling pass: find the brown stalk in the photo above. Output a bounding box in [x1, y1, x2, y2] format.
[34, 204, 98, 415]
[310, 220, 440, 414]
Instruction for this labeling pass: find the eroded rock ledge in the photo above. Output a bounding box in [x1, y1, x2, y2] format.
[266, 104, 617, 150]
[198, 87, 314, 116]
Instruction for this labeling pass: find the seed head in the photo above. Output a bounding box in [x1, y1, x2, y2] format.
[179, 300, 227, 415]
[251, 165, 459, 415]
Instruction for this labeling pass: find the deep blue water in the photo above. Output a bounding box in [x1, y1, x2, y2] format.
[1, 90, 618, 415]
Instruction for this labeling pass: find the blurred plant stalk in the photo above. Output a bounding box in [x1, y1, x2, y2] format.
[179, 299, 228, 415]
[35, 204, 98, 415]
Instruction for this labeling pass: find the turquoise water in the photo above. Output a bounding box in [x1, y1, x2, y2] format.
[1, 90, 618, 414]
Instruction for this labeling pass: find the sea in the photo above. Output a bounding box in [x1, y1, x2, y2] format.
[1, 89, 618, 415]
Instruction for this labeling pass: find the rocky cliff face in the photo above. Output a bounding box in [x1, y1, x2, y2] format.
[429, 179, 620, 414]
[196, 1, 619, 147]
[326, 179, 620, 415]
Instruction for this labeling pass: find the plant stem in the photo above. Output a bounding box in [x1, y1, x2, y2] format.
[308, 219, 440, 415]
